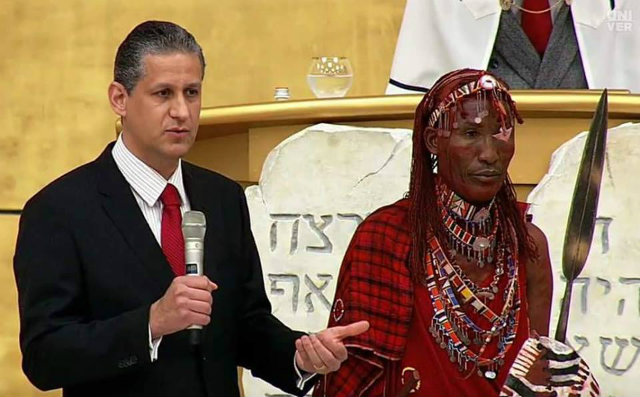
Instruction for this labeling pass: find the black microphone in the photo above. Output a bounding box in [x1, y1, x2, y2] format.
[182, 210, 206, 347]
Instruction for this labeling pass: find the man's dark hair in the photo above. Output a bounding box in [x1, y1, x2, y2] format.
[114, 21, 206, 93]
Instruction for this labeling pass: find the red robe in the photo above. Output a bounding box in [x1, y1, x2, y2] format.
[313, 198, 530, 397]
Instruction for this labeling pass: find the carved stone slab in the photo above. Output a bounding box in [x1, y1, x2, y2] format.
[528, 122, 640, 396]
[243, 123, 412, 396]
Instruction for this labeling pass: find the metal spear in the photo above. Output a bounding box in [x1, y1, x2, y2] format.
[555, 89, 608, 342]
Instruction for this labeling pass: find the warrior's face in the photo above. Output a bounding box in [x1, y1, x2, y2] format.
[426, 96, 515, 204]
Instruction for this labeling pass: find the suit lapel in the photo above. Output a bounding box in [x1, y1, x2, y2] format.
[96, 144, 175, 296]
[536, 3, 578, 88]
[182, 163, 224, 284]
[493, 10, 541, 87]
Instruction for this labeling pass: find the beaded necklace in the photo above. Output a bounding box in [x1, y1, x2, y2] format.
[436, 182, 499, 268]
[425, 181, 522, 379]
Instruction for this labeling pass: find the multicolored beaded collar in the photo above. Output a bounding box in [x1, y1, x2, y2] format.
[424, 179, 522, 379]
[436, 180, 498, 269]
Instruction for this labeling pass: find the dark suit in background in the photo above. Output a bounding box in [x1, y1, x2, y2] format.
[14, 143, 306, 396]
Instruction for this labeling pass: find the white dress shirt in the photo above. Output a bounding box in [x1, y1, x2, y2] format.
[112, 133, 190, 361]
[112, 134, 191, 244]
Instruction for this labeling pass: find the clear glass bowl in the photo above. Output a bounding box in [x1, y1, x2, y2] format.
[306, 56, 353, 98]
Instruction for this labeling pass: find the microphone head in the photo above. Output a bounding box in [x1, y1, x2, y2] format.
[182, 210, 206, 240]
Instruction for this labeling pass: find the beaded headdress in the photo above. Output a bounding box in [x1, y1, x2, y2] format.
[427, 72, 522, 142]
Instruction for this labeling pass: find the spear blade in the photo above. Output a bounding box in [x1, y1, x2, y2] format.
[555, 89, 608, 342]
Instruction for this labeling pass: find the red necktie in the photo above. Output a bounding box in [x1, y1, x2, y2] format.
[160, 184, 185, 276]
[521, 0, 553, 56]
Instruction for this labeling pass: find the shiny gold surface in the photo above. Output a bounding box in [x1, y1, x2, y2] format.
[514, 185, 535, 202]
[2, 0, 405, 210]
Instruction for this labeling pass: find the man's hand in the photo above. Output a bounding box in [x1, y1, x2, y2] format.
[149, 276, 217, 339]
[294, 320, 370, 374]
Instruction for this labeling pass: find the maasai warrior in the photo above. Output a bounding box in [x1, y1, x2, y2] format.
[313, 69, 553, 397]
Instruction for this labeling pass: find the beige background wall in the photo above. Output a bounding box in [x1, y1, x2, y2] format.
[0, 1, 405, 395]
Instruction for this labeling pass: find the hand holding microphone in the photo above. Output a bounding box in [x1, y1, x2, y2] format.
[182, 211, 207, 346]
[149, 211, 215, 342]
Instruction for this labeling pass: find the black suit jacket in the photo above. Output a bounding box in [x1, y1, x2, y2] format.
[14, 143, 309, 397]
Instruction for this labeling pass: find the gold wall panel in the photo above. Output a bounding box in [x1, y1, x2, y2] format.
[185, 132, 249, 182]
[0, 0, 405, 209]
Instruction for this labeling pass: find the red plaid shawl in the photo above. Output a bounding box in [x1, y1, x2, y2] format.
[313, 199, 531, 397]
[314, 199, 414, 397]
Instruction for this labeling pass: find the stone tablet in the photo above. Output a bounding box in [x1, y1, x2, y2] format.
[243, 123, 412, 396]
[528, 122, 640, 397]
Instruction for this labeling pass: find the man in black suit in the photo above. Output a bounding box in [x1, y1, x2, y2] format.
[13, 21, 368, 397]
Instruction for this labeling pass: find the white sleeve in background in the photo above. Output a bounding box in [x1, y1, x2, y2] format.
[386, 0, 501, 94]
